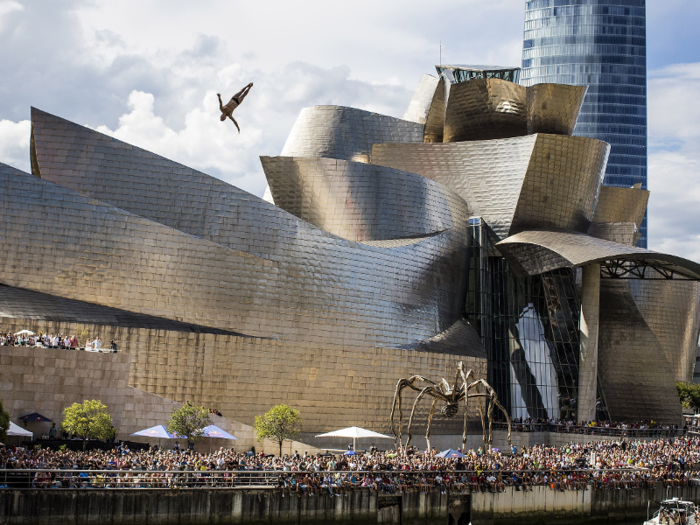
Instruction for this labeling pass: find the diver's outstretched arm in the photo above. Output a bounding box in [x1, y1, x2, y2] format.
[229, 115, 240, 133]
[217, 93, 224, 112]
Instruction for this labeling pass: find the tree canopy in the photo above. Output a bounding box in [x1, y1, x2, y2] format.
[61, 400, 113, 450]
[254, 404, 301, 456]
[166, 402, 211, 446]
[0, 400, 9, 443]
[677, 382, 700, 411]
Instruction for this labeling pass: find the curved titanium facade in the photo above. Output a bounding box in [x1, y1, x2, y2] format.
[521, 0, 648, 246]
[15, 125, 472, 349]
[372, 134, 609, 238]
[598, 280, 682, 423]
[259, 156, 470, 242]
[526, 84, 587, 135]
[402, 74, 440, 125]
[443, 79, 527, 142]
[280, 105, 424, 162]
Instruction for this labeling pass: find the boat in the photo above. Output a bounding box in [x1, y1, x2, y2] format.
[645, 498, 697, 525]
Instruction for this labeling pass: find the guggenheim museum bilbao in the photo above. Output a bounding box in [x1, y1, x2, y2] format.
[1, 64, 699, 442]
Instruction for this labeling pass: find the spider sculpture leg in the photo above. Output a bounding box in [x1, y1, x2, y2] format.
[425, 397, 439, 453]
[390, 376, 438, 454]
[405, 386, 434, 450]
[461, 394, 469, 452]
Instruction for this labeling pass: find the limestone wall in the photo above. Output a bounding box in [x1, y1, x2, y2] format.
[0, 318, 486, 437]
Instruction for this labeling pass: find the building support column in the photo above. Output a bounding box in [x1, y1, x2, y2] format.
[578, 264, 601, 422]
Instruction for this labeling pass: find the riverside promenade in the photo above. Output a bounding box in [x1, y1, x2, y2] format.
[2, 482, 700, 524]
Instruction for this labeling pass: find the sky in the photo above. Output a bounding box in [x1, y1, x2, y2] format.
[0, 0, 698, 261]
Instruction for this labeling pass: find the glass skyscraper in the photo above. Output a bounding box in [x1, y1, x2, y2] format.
[520, 0, 648, 246]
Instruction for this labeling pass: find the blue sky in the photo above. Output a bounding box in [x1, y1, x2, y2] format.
[0, 0, 698, 260]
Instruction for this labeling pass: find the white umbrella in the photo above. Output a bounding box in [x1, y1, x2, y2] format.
[315, 426, 393, 452]
[14, 330, 35, 336]
[7, 421, 33, 439]
[201, 424, 237, 453]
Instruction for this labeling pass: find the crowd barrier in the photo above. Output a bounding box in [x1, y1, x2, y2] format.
[1, 468, 688, 492]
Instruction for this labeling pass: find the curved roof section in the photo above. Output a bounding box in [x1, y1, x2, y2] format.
[280, 105, 424, 162]
[260, 156, 470, 242]
[497, 230, 700, 280]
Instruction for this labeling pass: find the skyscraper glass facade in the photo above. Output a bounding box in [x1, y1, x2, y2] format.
[520, 0, 648, 246]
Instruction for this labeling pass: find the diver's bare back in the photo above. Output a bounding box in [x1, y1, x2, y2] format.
[217, 82, 253, 133]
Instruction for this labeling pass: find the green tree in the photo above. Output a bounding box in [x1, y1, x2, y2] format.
[166, 402, 211, 447]
[0, 400, 10, 443]
[677, 382, 700, 411]
[254, 405, 301, 456]
[61, 400, 113, 450]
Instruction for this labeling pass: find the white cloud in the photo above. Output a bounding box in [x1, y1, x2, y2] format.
[648, 62, 700, 263]
[0, 119, 30, 172]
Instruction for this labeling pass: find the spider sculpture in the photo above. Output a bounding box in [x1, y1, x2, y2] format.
[389, 362, 512, 453]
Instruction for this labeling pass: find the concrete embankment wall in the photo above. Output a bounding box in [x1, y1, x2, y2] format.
[2, 484, 700, 524]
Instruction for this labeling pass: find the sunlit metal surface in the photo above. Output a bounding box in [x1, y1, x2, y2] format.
[592, 185, 649, 230]
[443, 79, 527, 143]
[497, 230, 700, 281]
[598, 280, 683, 424]
[526, 84, 587, 136]
[260, 156, 470, 241]
[280, 105, 424, 163]
[402, 73, 440, 125]
[372, 134, 608, 238]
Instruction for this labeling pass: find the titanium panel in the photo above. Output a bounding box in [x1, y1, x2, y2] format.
[398, 319, 487, 359]
[280, 105, 424, 162]
[592, 185, 649, 229]
[402, 74, 440, 125]
[629, 280, 700, 383]
[0, 284, 244, 335]
[497, 230, 700, 280]
[443, 78, 527, 142]
[526, 84, 587, 136]
[372, 134, 608, 238]
[260, 156, 470, 241]
[372, 136, 537, 238]
[587, 222, 637, 246]
[0, 161, 468, 349]
[598, 280, 682, 424]
[510, 134, 609, 234]
[423, 79, 446, 143]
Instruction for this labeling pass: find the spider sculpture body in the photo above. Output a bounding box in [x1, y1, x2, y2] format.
[389, 362, 512, 453]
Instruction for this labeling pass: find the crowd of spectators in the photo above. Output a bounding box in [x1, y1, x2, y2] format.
[2, 436, 700, 493]
[0, 331, 117, 352]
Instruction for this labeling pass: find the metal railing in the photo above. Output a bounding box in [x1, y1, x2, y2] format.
[494, 422, 686, 438]
[0, 468, 691, 491]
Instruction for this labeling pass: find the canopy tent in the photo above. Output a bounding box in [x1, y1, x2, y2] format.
[14, 330, 35, 336]
[201, 424, 236, 452]
[19, 413, 53, 423]
[130, 425, 175, 439]
[315, 426, 393, 452]
[436, 448, 465, 458]
[7, 421, 33, 438]
[201, 425, 237, 440]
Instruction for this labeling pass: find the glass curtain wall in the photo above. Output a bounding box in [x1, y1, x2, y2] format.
[520, 0, 648, 246]
[467, 219, 581, 420]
